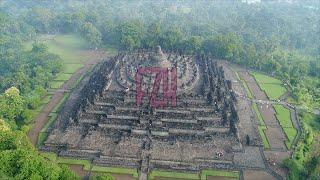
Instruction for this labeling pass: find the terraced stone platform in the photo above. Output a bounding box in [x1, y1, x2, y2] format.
[43, 47, 242, 177]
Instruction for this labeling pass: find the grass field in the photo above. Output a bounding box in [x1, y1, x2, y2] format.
[25, 34, 89, 82]
[251, 72, 287, 100]
[49, 81, 65, 89]
[45, 35, 87, 75]
[92, 166, 139, 178]
[40, 152, 139, 178]
[259, 126, 270, 149]
[253, 103, 265, 126]
[149, 170, 199, 180]
[273, 105, 294, 128]
[252, 103, 270, 149]
[148, 169, 239, 180]
[273, 104, 297, 149]
[200, 169, 239, 180]
[54, 73, 73, 81]
[234, 70, 270, 149]
[41, 152, 240, 180]
[58, 158, 92, 171]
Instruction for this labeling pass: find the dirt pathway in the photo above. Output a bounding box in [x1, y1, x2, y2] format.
[28, 50, 109, 146]
[221, 61, 299, 179]
[237, 70, 287, 150]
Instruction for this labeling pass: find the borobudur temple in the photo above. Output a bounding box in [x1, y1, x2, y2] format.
[43, 46, 243, 175]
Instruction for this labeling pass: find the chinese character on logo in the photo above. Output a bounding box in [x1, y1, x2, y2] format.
[135, 67, 177, 108]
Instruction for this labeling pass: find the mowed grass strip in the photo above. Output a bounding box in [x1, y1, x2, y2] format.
[46, 35, 88, 64]
[251, 72, 287, 100]
[41, 95, 52, 104]
[253, 103, 265, 126]
[58, 158, 91, 171]
[273, 105, 297, 149]
[63, 63, 84, 74]
[259, 84, 287, 100]
[40, 152, 138, 178]
[259, 126, 270, 149]
[54, 73, 73, 81]
[40, 152, 91, 171]
[252, 103, 270, 149]
[201, 169, 239, 180]
[273, 105, 294, 128]
[49, 81, 65, 89]
[251, 72, 282, 84]
[91, 166, 139, 178]
[149, 170, 199, 180]
[234, 71, 253, 99]
[284, 128, 297, 149]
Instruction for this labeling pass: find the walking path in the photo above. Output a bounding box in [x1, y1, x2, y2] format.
[28, 50, 108, 146]
[220, 61, 302, 179]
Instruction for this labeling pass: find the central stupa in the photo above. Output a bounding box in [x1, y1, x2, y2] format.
[147, 45, 172, 68]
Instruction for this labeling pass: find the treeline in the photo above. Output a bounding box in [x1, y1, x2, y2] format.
[0, 13, 62, 128]
[0, 13, 83, 179]
[0, 11, 114, 180]
[8, 0, 318, 108]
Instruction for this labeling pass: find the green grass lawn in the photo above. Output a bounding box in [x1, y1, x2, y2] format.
[49, 81, 65, 89]
[253, 103, 265, 126]
[284, 127, 298, 149]
[41, 95, 53, 104]
[251, 72, 287, 100]
[200, 169, 239, 180]
[273, 104, 297, 149]
[149, 170, 199, 180]
[258, 126, 270, 149]
[58, 158, 92, 171]
[234, 71, 253, 99]
[45, 35, 88, 64]
[273, 105, 294, 128]
[41, 152, 139, 178]
[251, 72, 282, 84]
[92, 166, 139, 178]
[54, 73, 73, 81]
[63, 63, 84, 74]
[24, 34, 88, 74]
[252, 102, 270, 149]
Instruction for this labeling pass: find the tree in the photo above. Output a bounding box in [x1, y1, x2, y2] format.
[182, 36, 202, 54]
[81, 22, 102, 49]
[142, 23, 161, 48]
[91, 174, 114, 180]
[117, 22, 143, 50]
[309, 60, 320, 77]
[0, 87, 24, 122]
[159, 29, 183, 51]
[0, 125, 79, 179]
[283, 159, 307, 180]
[25, 8, 54, 33]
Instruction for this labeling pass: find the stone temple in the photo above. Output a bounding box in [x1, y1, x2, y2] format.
[43, 46, 241, 176]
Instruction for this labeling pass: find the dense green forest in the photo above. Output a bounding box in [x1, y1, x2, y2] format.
[3, 0, 318, 108]
[0, 0, 319, 179]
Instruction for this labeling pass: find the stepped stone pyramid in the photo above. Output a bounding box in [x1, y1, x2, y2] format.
[42, 47, 241, 175]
